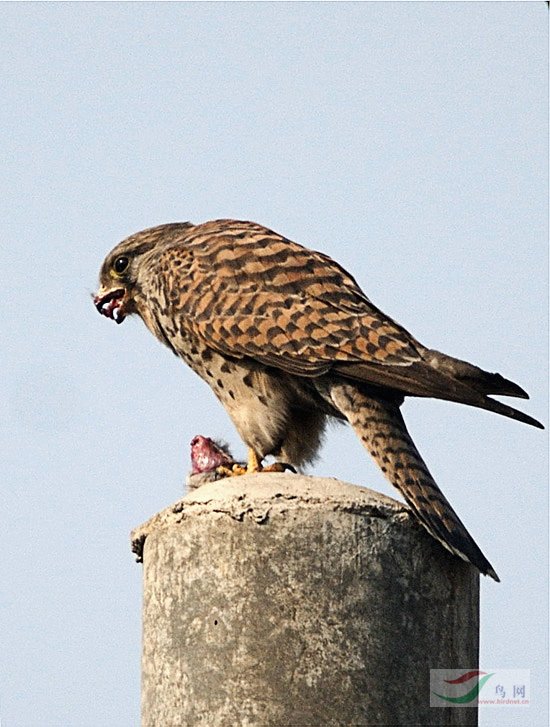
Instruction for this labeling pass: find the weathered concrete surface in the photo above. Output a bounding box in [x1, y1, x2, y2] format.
[133, 474, 479, 727]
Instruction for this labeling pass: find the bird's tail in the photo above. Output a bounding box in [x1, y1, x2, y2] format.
[329, 382, 499, 581]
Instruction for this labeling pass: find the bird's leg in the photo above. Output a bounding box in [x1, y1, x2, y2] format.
[247, 448, 262, 473]
[214, 448, 258, 477]
[247, 449, 296, 473]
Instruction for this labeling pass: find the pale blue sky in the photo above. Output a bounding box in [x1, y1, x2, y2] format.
[1, 3, 547, 726]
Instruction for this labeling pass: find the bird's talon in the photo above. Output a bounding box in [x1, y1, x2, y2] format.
[215, 462, 296, 477]
[261, 462, 297, 474]
[214, 465, 237, 478]
[214, 463, 249, 477]
[230, 463, 248, 476]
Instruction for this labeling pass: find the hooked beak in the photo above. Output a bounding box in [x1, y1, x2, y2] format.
[93, 286, 127, 324]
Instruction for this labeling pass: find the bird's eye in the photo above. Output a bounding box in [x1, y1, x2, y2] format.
[113, 256, 129, 275]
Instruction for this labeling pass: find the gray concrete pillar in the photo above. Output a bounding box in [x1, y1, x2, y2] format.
[132, 474, 479, 726]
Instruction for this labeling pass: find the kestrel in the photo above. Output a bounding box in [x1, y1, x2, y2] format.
[95, 219, 543, 581]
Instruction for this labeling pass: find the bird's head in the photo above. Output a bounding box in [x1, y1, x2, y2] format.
[94, 223, 193, 324]
[94, 238, 150, 324]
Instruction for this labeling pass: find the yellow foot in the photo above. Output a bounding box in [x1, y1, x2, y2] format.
[215, 463, 247, 477]
[215, 450, 296, 477]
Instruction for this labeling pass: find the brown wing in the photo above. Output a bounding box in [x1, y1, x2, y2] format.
[155, 219, 422, 376]
[147, 219, 542, 429]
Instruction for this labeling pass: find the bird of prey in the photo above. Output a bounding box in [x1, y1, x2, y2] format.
[95, 219, 543, 580]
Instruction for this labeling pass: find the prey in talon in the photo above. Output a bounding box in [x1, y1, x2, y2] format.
[95, 218, 543, 581]
[187, 435, 241, 491]
[187, 435, 296, 491]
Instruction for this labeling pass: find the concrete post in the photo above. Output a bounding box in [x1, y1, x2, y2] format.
[132, 474, 479, 727]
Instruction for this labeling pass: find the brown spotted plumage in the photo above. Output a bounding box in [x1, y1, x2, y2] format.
[95, 219, 543, 581]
